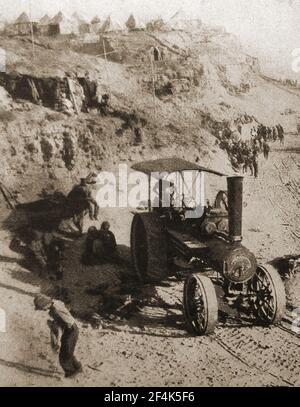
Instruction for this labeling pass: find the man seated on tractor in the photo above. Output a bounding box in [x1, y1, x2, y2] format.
[213, 190, 228, 213]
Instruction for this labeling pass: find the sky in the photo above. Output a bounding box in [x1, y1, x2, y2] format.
[0, 0, 299, 77]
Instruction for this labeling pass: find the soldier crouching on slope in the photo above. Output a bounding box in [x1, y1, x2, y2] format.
[96, 221, 120, 264]
[34, 294, 83, 378]
[67, 173, 99, 236]
[81, 226, 99, 266]
[82, 222, 121, 265]
[98, 94, 110, 116]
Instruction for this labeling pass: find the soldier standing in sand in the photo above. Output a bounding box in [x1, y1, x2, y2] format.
[34, 294, 82, 378]
[252, 140, 260, 178]
[277, 124, 285, 145]
[28, 231, 48, 277]
[263, 141, 270, 160]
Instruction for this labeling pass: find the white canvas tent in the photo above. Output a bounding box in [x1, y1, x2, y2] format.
[13, 12, 37, 35]
[168, 8, 202, 31]
[72, 11, 91, 34]
[100, 16, 126, 33]
[49, 12, 79, 35]
[90, 16, 102, 33]
[126, 14, 146, 31]
[72, 12, 87, 25]
[15, 12, 31, 24]
[39, 14, 51, 25]
[38, 14, 51, 35]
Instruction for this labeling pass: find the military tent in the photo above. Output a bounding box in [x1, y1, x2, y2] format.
[39, 14, 51, 25]
[49, 12, 78, 35]
[90, 16, 102, 34]
[126, 14, 146, 31]
[13, 12, 37, 35]
[15, 12, 30, 24]
[72, 12, 91, 34]
[72, 12, 87, 25]
[38, 14, 51, 35]
[168, 8, 202, 31]
[100, 16, 126, 33]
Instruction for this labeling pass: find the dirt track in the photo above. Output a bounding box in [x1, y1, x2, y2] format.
[0, 135, 299, 387]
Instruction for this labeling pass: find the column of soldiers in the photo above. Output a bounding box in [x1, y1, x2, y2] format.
[218, 123, 285, 178]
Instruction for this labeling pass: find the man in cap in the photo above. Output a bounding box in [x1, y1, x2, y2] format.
[277, 124, 285, 145]
[98, 94, 110, 116]
[67, 174, 99, 235]
[263, 141, 270, 160]
[252, 142, 260, 178]
[28, 230, 48, 277]
[34, 294, 82, 378]
[81, 226, 99, 266]
[96, 221, 119, 264]
[59, 92, 74, 115]
[46, 238, 68, 300]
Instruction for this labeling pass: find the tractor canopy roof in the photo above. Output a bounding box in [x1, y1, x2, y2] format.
[132, 158, 226, 177]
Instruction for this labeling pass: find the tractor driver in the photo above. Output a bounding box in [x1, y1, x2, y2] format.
[167, 183, 185, 221]
[214, 191, 228, 212]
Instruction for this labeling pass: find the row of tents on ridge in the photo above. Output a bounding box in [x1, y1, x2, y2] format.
[0, 9, 210, 37]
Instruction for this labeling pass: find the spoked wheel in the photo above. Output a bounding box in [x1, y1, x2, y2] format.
[248, 264, 286, 325]
[183, 274, 218, 335]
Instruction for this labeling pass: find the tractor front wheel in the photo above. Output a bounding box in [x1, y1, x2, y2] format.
[183, 274, 218, 335]
[248, 264, 286, 325]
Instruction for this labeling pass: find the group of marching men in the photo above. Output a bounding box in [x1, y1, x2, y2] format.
[217, 123, 285, 178]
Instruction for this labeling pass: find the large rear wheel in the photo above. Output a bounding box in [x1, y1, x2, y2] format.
[248, 264, 286, 325]
[131, 213, 168, 282]
[183, 274, 218, 335]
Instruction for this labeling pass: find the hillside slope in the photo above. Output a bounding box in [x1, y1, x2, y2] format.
[0, 26, 299, 388]
[0, 28, 299, 206]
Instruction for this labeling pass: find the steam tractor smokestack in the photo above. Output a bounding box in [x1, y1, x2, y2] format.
[227, 176, 243, 242]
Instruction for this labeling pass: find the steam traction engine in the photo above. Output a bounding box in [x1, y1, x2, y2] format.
[130, 158, 286, 335]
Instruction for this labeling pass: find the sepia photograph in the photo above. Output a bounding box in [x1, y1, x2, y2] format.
[0, 0, 299, 390]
